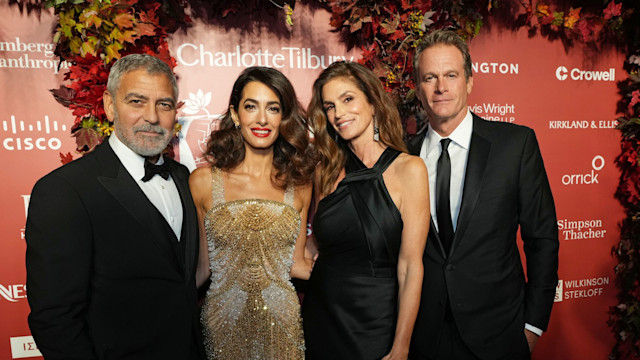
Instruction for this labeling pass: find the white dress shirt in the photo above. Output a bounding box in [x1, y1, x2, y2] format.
[109, 134, 183, 240]
[419, 110, 472, 233]
[418, 110, 543, 336]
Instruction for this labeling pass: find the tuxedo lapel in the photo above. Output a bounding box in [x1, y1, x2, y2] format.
[427, 217, 448, 258]
[407, 131, 426, 155]
[96, 144, 181, 271]
[449, 117, 491, 257]
[168, 160, 197, 282]
[408, 129, 449, 258]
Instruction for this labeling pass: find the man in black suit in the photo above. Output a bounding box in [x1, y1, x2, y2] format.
[408, 30, 559, 360]
[26, 54, 206, 360]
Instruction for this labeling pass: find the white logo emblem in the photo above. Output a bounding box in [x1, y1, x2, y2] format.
[555, 66, 568, 81]
[554, 280, 563, 302]
[562, 155, 604, 185]
[177, 89, 222, 172]
[10, 336, 42, 358]
[2, 115, 67, 151]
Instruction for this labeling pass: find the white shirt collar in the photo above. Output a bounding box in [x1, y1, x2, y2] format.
[108, 133, 165, 182]
[425, 109, 473, 155]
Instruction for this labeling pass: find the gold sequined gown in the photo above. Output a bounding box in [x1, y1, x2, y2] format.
[201, 168, 305, 360]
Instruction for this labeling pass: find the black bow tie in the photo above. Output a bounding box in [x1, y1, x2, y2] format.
[142, 160, 170, 182]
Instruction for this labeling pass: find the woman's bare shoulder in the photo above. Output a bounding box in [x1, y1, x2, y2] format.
[390, 153, 428, 183]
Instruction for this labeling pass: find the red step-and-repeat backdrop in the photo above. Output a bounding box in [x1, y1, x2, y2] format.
[0, 1, 624, 359]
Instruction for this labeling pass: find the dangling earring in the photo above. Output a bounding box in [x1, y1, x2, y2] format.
[373, 115, 380, 142]
[333, 131, 339, 143]
[230, 106, 240, 130]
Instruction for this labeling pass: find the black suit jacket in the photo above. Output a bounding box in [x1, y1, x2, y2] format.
[26, 141, 205, 360]
[408, 114, 559, 359]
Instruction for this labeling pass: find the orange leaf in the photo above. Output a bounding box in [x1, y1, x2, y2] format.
[86, 14, 102, 28]
[114, 13, 135, 29]
[121, 30, 137, 43]
[564, 7, 581, 29]
[536, 3, 550, 17]
[136, 22, 156, 37]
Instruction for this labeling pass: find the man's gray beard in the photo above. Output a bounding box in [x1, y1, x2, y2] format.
[113, 110, 172, 157]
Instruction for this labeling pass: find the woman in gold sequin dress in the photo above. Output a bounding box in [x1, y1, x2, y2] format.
[189, 67, 317, 360]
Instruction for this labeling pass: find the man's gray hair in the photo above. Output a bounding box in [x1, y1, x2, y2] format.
[106, 54, 178, 99]
[413, 29, 473, 82]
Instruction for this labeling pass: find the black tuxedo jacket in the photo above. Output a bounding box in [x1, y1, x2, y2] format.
[408, 114, 559, 359]
[26, 141, 205, 360]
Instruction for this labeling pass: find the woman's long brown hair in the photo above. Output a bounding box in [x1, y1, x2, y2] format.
[308, 61, 407, 197]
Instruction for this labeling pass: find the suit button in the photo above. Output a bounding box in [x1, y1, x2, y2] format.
[445, 264, 455, 271]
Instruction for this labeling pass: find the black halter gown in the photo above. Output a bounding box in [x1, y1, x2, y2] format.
[303, 147, 404, 359]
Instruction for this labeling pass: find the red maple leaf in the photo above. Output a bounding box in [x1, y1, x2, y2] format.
[153, 42, 176, 68]
[577, 18, 595, 41]
[60, 152, 74, 165]
[73, 127, 103, 152]
[388, 28, 406, 41]
[71, 105, 92, 119]
[540, 13, 555, 25]
[138, 2, 161, 23]
[603, 1, 622, 20]
[629, 90, 640, 115]
[50, 86, 76, 106]
[414, 0, 431, 12]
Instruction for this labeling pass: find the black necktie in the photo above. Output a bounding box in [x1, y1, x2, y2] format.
[142, 160, 170, 182]
[436, 138, 454, 254]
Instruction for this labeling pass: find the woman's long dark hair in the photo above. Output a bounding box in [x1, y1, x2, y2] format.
[205, 66, 317, 187]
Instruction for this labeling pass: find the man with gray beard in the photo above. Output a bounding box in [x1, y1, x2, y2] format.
[26, 54, 206, 360]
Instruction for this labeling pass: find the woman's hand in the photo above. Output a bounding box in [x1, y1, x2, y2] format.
[290, 183, 314, 281]
[290, 256, 314, 280]
[381, 344, 409, 360]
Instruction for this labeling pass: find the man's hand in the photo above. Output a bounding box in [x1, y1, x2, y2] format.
[524, 329, 539, 352]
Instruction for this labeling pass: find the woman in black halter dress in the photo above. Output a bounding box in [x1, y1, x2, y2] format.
[303, 62, 430, 359]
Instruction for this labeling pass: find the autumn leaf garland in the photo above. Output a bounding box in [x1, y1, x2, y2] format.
[324, 0, 488, 133]
[48, 0, 183, 159]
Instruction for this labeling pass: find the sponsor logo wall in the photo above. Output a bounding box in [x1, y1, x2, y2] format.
[0, 3, 624, 359]
[468, 29, 623, 360]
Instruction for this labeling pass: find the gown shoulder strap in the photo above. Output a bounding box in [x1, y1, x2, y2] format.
[210, 167, 225, 207]
[373, 148, 402, 174]
[283, 183, 295, 207]
[342, 147, 402, 184]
